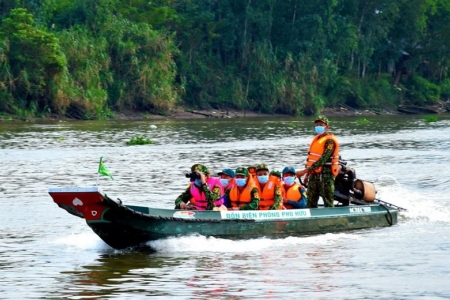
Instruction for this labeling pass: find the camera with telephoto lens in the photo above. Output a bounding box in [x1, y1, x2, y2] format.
[185, 172, 201, 182]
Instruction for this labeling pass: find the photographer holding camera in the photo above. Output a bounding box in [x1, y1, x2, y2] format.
[175, 164, 223, 210]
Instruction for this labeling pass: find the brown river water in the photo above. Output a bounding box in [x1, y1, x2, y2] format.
[1, 115, 450, 299]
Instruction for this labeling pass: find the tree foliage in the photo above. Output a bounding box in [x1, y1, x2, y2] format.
[0, 8, 66, 115]
[1, 0, 450, 119]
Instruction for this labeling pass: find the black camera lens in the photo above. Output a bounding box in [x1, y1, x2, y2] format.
[185, 172, 200, 182]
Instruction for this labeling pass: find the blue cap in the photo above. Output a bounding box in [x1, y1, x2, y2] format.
[218, 168, 235, 178]
[282, 166, 296, 174]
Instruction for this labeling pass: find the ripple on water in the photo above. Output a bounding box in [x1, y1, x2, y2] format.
[1, 117, 450, 299]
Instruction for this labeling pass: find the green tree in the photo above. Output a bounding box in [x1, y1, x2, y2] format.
[0, 8, 66, 114]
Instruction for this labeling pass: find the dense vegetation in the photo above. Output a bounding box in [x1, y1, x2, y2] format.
[1, 0, 450, 119]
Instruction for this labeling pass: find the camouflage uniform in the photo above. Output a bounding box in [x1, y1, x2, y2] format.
[268, 185, 283, 210]
[306, 137, 336, 208]
[174, 164, 222, 210]
[269, 170, 284, 209]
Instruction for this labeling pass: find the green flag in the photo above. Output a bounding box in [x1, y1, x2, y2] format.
[98, 157, 113, 180]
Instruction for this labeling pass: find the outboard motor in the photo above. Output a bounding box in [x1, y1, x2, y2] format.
[333, 158, 377, 206]
[334, 159, 355, 206]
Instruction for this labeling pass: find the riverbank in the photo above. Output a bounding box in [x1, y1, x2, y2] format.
[116, 101, 450, 120]
[115, 105, 396, 121]
[1, 101, 449, 122]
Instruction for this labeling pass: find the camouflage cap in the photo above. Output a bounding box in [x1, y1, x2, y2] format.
[270, 170, 282, 178]
[191, 164, 210, 175]
[314, 115, 329, 125]
[235, 167, 249, 176]
[255, 163, 269, 172]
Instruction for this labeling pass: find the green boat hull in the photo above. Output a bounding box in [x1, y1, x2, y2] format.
[49, 187, 398, 250]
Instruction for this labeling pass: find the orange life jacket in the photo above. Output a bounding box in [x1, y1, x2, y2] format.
[255, 175, 282, 210]
[229, 179, 257, 208]
[283, 183, 303, 209]
[306, 133, 340, 176]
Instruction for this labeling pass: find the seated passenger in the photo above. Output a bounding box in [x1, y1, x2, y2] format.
[217, 168, 236, 207]
[269, 170, 282, 181]
[175, 164, 222, 210]
[270, 170, 285, 201]
[225, 167, 260, 210]
[254, 164, 283, 210]
[247, 165, 257, 179]
[281, 166, 307, 209]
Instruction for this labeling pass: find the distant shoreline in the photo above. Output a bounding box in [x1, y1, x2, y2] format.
[1, 102, 449, 122]
[105, 106, 399, 121]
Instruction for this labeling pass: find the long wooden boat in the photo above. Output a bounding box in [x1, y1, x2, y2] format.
[48, 187, 399, 250]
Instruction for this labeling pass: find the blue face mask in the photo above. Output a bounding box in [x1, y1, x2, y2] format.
[194, 179, 202, 187]
[315, 126, 325, 134]
[220, 178, 230, 187]
[235, 178, 247, 187]
[258, 175, 269, 184]
[283, 176, 295, 186]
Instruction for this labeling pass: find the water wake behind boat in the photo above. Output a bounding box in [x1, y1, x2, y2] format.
[377, 184, 450, 223]
[147, 232, 361, 253]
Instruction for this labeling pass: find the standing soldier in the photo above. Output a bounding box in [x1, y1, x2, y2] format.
[296, 116, 340, 208]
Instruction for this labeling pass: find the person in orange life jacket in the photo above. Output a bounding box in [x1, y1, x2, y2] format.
[224, 167, 260, 210]
[217, 168, 235, 207]
[254, 164, 283, 210]
[269, 170, 285, 201]
[282, 166, 307, 209]
[175, 164, 222, 210]
[269, 170, 282, 181]
[296, 115, 339, 208]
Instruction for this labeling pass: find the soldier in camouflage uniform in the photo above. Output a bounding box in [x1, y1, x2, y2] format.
[224, 167, 260, 210]
[175, 164, 222, 210]
[296, 116, 339, 208]
[254, 164, 283, 210]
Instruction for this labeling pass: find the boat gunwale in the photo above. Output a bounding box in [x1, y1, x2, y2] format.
[92, 200, 398, 224]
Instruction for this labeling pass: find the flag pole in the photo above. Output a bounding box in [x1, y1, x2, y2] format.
[96, 156, 102, 187]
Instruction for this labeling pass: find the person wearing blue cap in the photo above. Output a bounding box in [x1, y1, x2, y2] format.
[218, 168, 235, 188]
[281, 166, 307, 209]
[217, 168, 235, 207]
